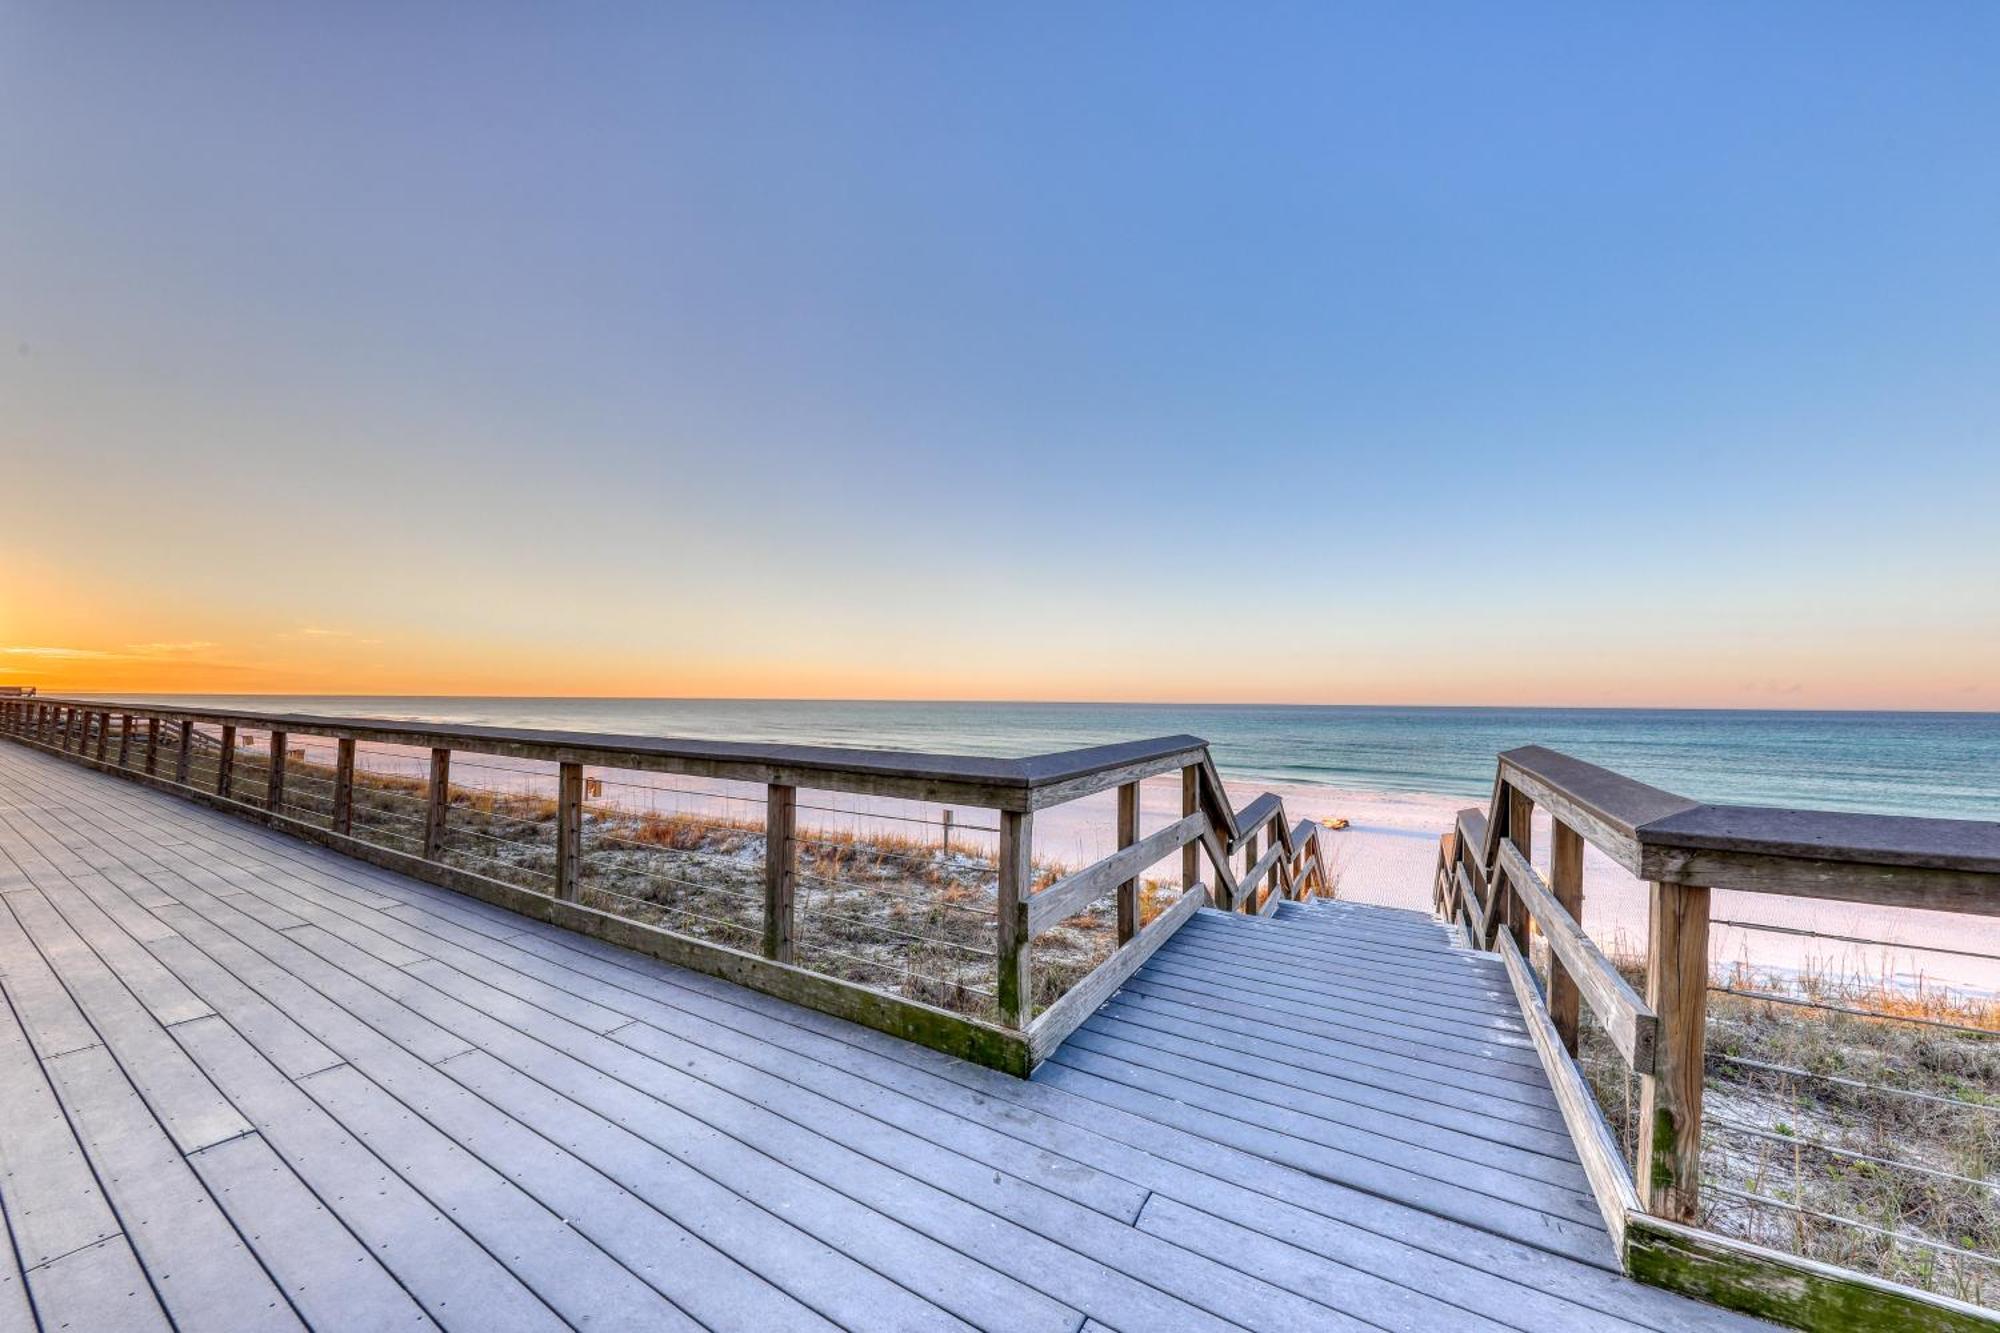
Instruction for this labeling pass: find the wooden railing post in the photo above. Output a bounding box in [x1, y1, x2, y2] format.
[423, 747, 450, 859]
[117, 713, 132, 766]
[59, 706, 75, 749]
[1638, 880, 1711, 1223]
[332, 738, 356, 834]
[94, 712, 109, 762]
[940, 808, 953, 856]
[1548, 817, 1585, 1054]
[267, 730, 288, 811]
[1504, 783, 1533, 951]
[763, 783, 797, 962]
[175, 720, 194, 784]
[997, 809, 1033, 1027]
[143, 718, 160, 775]
[216, 724, 235, 794]
[554, 761, 582, 900]
[1180, 764, 1204, 905]
[1115, 780, 1140, 944]
[1242, 828, 1258, 913]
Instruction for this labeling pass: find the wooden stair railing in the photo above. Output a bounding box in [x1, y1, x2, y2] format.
[1016, 758, 1334, 1060]
[1433, 746, 2000, 1332]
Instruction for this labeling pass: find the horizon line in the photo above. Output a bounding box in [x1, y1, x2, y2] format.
[37, 689, 2000, 718]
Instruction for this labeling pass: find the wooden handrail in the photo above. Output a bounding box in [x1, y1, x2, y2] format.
[1498, 745, 2000, 905]
[1495, 839, 1656, 1071]
[1440, 744, 2000, 1278]
[9, 693, 1203, 812]
[1024, 812, 1209, 936]
[0, 694, 1338, 1077]
[1226, 792, 1284, 853]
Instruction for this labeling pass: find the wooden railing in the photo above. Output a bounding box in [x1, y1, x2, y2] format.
[1436, 745, 2000, 1330]
[0, 694, 1330, 1076]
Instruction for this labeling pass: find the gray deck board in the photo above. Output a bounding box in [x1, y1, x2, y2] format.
[1092, 993, 1573, 1134]
[0, 744, 1773, 1332]
[167, 1009, 563, 1330]
[37, 1042, 299, 1331]
[184, 1130, 436, 1329]
[0, 1206, 28, 1333]
[22, 1234, 171, 1333]
[0, 976, 121, 1274]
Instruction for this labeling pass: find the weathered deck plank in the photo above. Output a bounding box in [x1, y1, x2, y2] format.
[0, 743, 1772, 1332]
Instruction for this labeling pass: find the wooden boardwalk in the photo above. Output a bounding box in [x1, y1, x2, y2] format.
[0, 744, 1765, 1331]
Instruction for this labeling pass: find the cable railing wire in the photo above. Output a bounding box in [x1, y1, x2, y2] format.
[1705, 1181, 2000, 1268]
[1712, 917, 2000, 967]
[1710, 1051, 2000, 1115]
[1708, 985, 1999, 1038]
[1706, 1116, 1999, 1193]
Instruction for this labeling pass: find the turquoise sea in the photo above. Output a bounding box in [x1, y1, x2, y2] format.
[78, 697, 2000, 821]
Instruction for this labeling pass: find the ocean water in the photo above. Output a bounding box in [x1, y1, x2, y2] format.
[78, 696, 2000, 820]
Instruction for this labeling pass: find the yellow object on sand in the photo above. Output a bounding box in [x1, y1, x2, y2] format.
[1320, 817, 1349, 830]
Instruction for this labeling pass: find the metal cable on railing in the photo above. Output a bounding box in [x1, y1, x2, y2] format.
[1705, 1181, 2000, 1267]
[1707, 1116, 1998, 1193]
[1709, 1051, 2000, 1114]
[1708, 985, 1999, 1038]
[1713, 917, 2000, 967]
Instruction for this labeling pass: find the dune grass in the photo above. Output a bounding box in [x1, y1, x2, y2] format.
[1576, 950, 2000, 1308]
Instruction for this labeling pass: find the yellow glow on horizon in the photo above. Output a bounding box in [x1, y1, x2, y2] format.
[4, 543, 1993, 711]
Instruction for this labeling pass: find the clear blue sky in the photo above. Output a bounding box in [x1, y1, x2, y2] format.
[4, 3, 1997, 705]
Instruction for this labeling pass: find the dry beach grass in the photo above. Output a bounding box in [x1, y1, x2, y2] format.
[1579, 949, 2000, 1308]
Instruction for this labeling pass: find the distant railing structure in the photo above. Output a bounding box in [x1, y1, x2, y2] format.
[1435, 745, 2000, 1330]
[1, 695, 1330, 1075]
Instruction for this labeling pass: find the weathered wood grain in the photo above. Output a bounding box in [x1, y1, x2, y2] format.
[763, 782, 796, 962]
[553, 759, 581, 902]
[1226, 793, 1281, 854]
[1637, 880, 1709, 1222]
[1548, 818, 1585, 1054]
[1495, 929, 1641, 1253]
[267, 728, 289, 811]
[1027, 885, 1206, 1064]
[997, 808, 1032, 1029]
[1027, 812, 1206, 937]
[332, 737, 355, 835]
[422, 746, 449, 859]
[1497, 840, 1656, 1074]
[1115, 781, 1139, 944]
[1626, 1213, 1996, 1332]
[217, 723, 236, 795]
